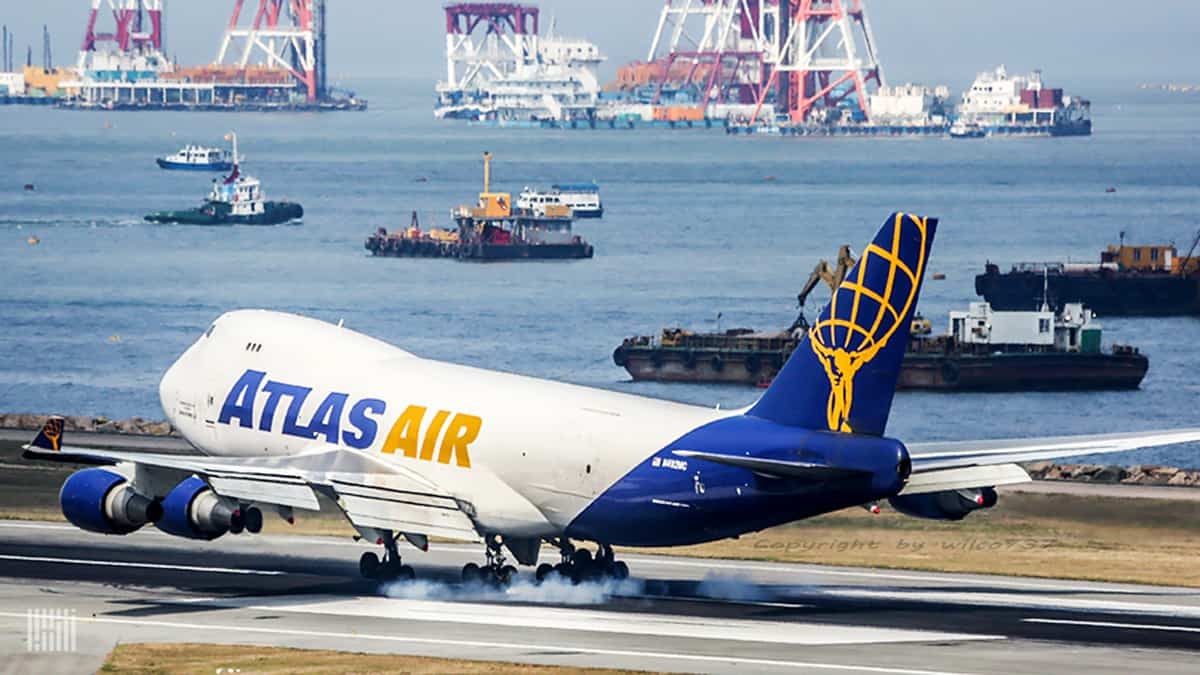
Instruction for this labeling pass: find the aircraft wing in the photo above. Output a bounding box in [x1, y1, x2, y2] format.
[905, 428, 1200, 472]
[22, 418, 481, 542]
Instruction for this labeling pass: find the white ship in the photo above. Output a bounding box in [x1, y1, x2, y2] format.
[518, 183, 603, 218]
[955, 65, 1091, 136]
[437, 23, 604, 123]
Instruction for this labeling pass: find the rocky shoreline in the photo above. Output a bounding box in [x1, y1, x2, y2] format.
[1, 413, 1197, 487]
[0, 413, 176, 437]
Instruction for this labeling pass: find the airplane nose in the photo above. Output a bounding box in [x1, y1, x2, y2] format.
[159, 358, 183, 423]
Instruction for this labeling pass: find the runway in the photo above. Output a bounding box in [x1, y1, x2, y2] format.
[1, 521, 1198, 673]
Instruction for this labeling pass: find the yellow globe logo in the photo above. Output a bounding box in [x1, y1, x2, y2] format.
[809, 213, 931, 432]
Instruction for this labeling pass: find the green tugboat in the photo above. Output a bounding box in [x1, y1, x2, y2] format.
[145, 132, 303, 226]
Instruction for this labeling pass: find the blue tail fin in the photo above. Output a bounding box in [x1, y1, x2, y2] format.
[749, 213, 937, 435]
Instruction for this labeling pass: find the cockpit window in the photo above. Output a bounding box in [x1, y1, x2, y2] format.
[205, 324, 215, 338]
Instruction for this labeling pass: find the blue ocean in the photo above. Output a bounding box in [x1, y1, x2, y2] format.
[2, 80, 1198, 466]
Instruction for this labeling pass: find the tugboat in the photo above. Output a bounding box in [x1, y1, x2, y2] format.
[366, 153, 593, 261]
[612, 246, 1148, 391]
[517, 183, 604, 218]
[975, 232, 1200, 315]
[145, 133, 302, 226]
[156, 144, 234, 171]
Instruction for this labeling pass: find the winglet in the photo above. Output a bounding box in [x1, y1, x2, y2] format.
[31, 416, 65, 452]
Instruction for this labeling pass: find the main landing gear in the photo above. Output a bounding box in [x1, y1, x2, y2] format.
[461, 534, 517, 586]
[359, 531, 415, 582]
[535, 540, 629, 584]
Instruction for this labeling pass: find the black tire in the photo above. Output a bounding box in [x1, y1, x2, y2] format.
[243, 506, 263, 534]
[499, 564, 518, 584]
[572, 549, 593, 566]
[612, 346, 628, 367]
[536, 563, 555, 582]
[462, 562, 481, 584]
[711, 354, 725, 372]
[359, 551, 380, 579]
[745, 354, 761, 374]
[612, 560, 630, 580]
[398, 564, 416, 582]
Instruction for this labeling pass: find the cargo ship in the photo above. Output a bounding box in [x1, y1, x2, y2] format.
[614, 301, 1147, 391]
[144, 133, 302, 226]
[976, 237, 1200, 315]
[365, 153, 593, 261]
[954, 65, 1091, 137]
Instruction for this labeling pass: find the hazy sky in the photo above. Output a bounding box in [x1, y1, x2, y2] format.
[4, 1, 1196, 89]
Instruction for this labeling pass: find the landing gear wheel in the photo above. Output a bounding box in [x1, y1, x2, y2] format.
[498, 564, 517, 585]
[462, 562, 482, 584]
[359, 551, 381, 579]
[243, 506, 263, 534]
[398, 564, 416, 582]
[612, 560, 629, 580]
[535, 563, 555, 582]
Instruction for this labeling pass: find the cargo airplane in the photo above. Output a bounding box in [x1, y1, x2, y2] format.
[25, 214, 1200, 584]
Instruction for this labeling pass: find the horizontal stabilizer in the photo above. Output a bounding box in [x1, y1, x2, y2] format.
[671, 450, 869, 481]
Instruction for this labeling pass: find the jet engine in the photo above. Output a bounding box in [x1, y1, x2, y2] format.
[888, 487, 998, 521]
[155, 476, 241, 540]
[60, 468, 162, 535]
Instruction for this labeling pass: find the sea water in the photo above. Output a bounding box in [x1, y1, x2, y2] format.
[1, 80, 1198, 466]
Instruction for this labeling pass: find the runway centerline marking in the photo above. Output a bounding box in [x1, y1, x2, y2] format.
[0, 554, 286, 576]
[1024, 618, 1200, 633]
[0, 610, 981, 674]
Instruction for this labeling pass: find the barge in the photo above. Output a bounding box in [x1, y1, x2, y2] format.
[976, 237, 1200, 315]
[365, 153, 593, 262]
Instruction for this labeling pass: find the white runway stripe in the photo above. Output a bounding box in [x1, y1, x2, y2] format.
[0, 610, 981, 674]
[1024, 618, 1200, 633]
[209, 593, 1001, 646]
[0, 553, 286, 576]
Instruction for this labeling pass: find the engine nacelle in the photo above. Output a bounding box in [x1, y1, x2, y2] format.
[155, 476, 240, 540]
[888, 487, 998, 521]
[60, 468, 162, 535]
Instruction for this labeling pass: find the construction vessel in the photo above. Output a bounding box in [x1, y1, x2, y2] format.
[613, 246, 1148, 391]
[435, 3, 603, 123]
[365, 153, 593, 261]
[976, 235, 1200, 316]
[5, 1, 363, 111]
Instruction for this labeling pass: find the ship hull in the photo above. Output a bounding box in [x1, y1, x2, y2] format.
[144, 202, 303, 226]
[976, 270, 1200, 315]
[617, 345, 1147, 391]
[366, 238, 594, 261]
[155, 158, 234, 171]
[897, 352, 1147, 391]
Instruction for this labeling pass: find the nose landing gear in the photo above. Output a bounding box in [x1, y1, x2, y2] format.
[535, 540, 629, 584]
[360, 531, 415, 582]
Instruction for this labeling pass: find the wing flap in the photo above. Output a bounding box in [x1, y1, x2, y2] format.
[901, 463, 1029, 496]
[327, 476, 480, 542]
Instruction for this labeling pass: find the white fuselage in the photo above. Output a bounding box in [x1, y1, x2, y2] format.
[159, 310, 727, 537]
